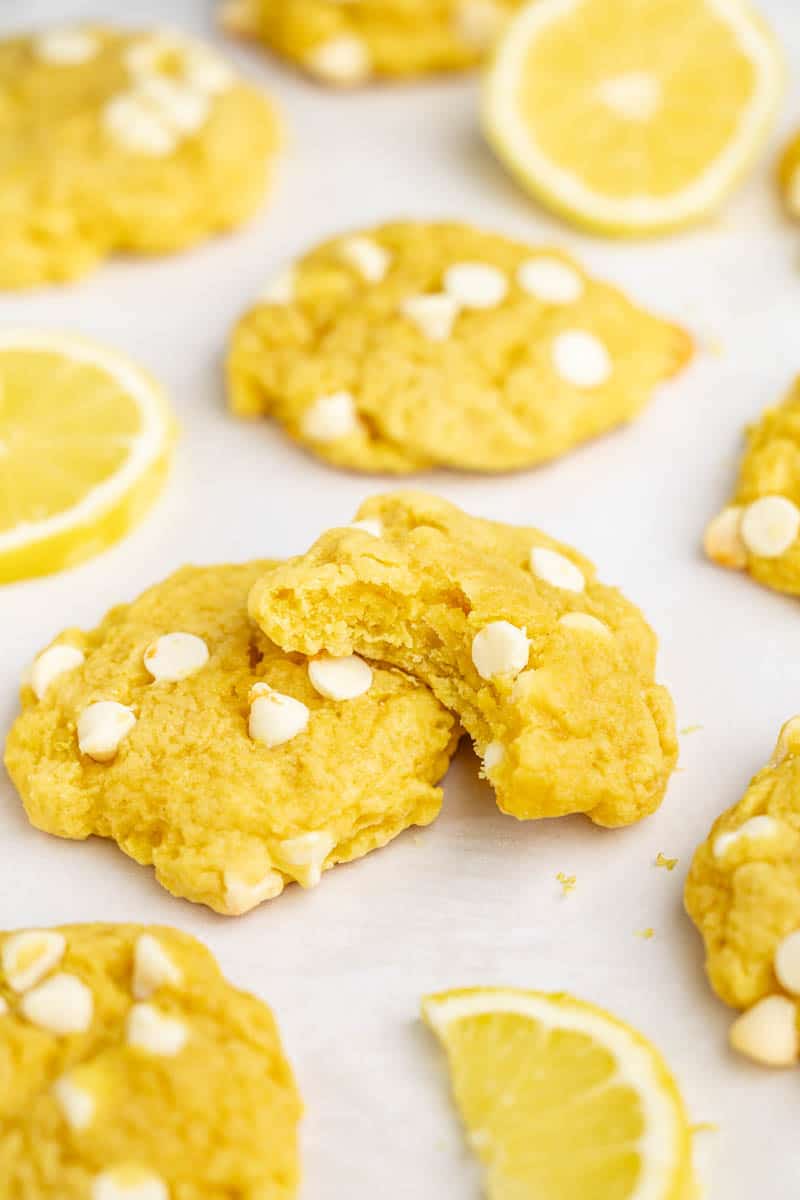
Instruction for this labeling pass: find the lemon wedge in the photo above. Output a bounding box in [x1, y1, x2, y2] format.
[0, 331, 176, 583]
[483, 0, 784, 235]
[423, 987, 696, 1200]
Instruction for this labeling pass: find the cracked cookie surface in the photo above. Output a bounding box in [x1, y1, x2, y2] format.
[226, 221, 692, 474]
[685, 718, 800, 1067]
[704, 377, 800, 596]
[221, 0, 521, 84]
[248, 492, 677, 827]
[4, 562, 457, 914]
[0, 25, 279, 288]
[0, 922, 300, 1198]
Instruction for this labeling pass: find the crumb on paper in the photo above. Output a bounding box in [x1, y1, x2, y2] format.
[691, 1122, 719, 1135]
[636, 928, 655, 940]
[556, 872, 576, 897]
[679, 723, 704, 736]
[655, 852, 678, 871]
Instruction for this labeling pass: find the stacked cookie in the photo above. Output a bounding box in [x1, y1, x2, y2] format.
[6, 493, 676, 917]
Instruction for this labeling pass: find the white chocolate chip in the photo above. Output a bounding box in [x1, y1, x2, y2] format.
[444, 262, 508, 310]
[135, 76, 210, 135]
[30, 644, 85, 700]
[339, 236, 391, 283]
[349, 517, 383, 537]
[552, 331, 612, 388]
[558, 612, 610, 637]
[53, 1074, 95, 1131]
[301, 392, 360, 441]
[306, 36, 371, 85]
[132, 935, 181, 1001]
[740, 496, 800, 559]
[2, 930, 66, 993]
[259, 266, 295, 304]
[184, 47, 235, 95]
[455, 0, 505, 47]
[248, 683, 310, 748]
[92, 1166, 168, 1200]
[400, 294, 460, 342]
[308, 653, 372, 700]
[223, 869, 285, 915]
[597, 71, 663, 122]
[127, 1003, 187, 1056]
[20, 973, 93, 1035]
[517, 257, 584, 304]
[276, 831, 336, 888]
[729, 995, 798, 1067]
[471, 621, 529, 681]
[713, 815, 780, 860]
[704, 507, 747, 569]
[103, 93, 177, 156]
[77, 701, 136, 762]
[770, 716, 800, 766]
[483, 741, 505, 771]
[144, 632, 209, 683]
[530, 547, 585, 593]
[34, 29, 99, 64]
[774, 930, 800, 996]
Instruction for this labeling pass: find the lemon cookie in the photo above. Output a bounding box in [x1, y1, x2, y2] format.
[0, 923, 301, 1196]
[685, 717, 800, 1068]
[0, 26, 279, 288]
[248, 492, 677, 827]
[4, 562, 456, 914]
[778, 131, 800, 221]
[704, 378, 800, 596]
[227, 221, 691, 474]
[221, 0, 521, 85]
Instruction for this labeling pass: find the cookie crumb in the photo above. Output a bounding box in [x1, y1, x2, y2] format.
[636, 928, 655, 940]
[679, 723, 703, 736]
[655, 852, 678, 871]
[556, 872, 576, 897]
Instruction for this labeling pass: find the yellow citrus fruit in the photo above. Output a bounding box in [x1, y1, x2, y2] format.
[423, 987, 696, 1200]
[483, 0, 784, 236]
[0, 331, 177, 583]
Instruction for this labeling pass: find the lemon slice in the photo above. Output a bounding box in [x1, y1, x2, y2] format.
[483, 0, 784, 235]
[423, 987, 695, 1200]
[0, 331, 176, 583]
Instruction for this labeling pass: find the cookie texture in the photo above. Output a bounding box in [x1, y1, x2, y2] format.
[0, 923, 300, 1198]
[704, 377, 800, 596]
[779, 130, 800, 221]
[4, 562, 457, 914]
[248, 492, 678, 827]
[685, 719, 800, 1034]
[227, 221, 691, 474]
[0, 26, 279, 288]
[221, 0, 521, 84]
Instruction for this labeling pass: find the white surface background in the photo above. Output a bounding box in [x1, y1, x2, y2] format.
[2, 0, 800, 1195]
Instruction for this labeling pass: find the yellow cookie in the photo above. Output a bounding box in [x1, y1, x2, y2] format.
[0, 26, 280, 288]
[704, 377, 800, 596]
[227, 221, 692, 473]
[778, 130, 800, 220]
[4, 562, 457, 914]
[685, 718, 800, 1068]
[0, 923, 301, 1197]
[221, 0, 521, 85]
[248, 492, 678, 827]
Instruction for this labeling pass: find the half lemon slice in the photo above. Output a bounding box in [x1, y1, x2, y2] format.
[0, 331, 176, 583]
[483, 0, 784, 235]
[423, 987, 696, 1200]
